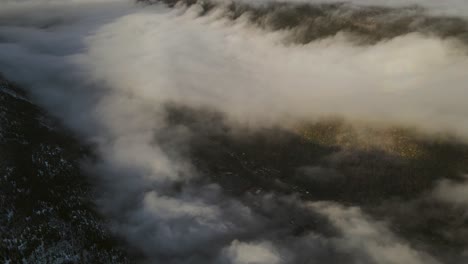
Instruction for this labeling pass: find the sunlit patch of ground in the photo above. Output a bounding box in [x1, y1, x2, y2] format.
[296, 119, 430, 160]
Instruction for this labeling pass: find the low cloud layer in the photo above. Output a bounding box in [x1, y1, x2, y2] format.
[434, 175, 468, 208]
[82, 2, 468, 137]
[1, 0, 468, 263]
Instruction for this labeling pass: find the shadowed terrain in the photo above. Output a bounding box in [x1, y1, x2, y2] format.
[0, 76, 129, 263]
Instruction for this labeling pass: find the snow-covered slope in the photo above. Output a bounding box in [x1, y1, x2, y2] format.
[0, 76, 129, 264]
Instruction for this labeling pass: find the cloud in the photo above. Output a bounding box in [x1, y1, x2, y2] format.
[80, 3, 468, 138]
[219, 240, 282, 264]
[434, 175, 468, 208]
[311, 202, 440, 264]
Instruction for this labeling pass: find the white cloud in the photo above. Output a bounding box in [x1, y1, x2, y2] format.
[434, 175, 468, 208]
[220, 240, 282, 264]
[311, 202, 440, 264]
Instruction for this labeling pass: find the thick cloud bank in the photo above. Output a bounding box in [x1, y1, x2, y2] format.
[1, 0, 468, 263]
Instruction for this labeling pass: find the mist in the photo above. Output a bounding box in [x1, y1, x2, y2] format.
[1, 0, 468, 263]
